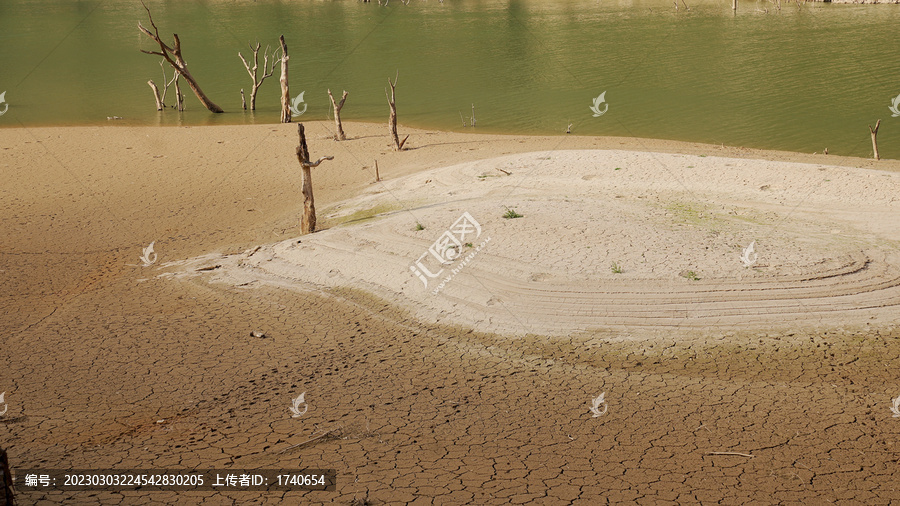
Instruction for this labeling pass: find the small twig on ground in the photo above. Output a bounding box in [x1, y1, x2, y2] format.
[707, 451, 755, 457]
[278, 427, 340, 454]
[496, 168, 511, 176]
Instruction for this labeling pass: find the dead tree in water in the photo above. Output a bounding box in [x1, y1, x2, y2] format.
[279, 35, 291, 123]
[147, 61, 180, 110]
[869, 119, 881, 160]
[138, 2, 223, 113]
[328, 89, 349, 140]
[148, 80, 164, 110]
[238, 42, 278, 111]
[386, 71, 409, 150]
[295, 124, 334, 234]
[173, 73, 184, 110]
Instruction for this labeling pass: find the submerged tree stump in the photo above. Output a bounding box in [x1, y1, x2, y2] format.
[869, 119, 881, 160]
[148, 80, 163, 111]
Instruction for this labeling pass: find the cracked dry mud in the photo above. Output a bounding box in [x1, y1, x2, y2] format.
[3, 122, 900, 504]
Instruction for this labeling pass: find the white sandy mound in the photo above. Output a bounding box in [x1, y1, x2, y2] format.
[190, 150, 900, 337]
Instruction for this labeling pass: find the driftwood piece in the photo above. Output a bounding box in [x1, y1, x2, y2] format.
[295, 124, 334, 234]
[138, 1, 223, 113]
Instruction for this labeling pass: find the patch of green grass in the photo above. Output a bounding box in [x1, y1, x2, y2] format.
[503, 209, 523, 219]
[326, 203, 398, 227]
[465, 243, 473, 248]
[611, 262, 623, 274]
[681, 270, 700, 281]
[665, 202, 706, 225]
[415, 222, 425, 231]
[699, 155, 707, 158]
[614, 167, 622, 171]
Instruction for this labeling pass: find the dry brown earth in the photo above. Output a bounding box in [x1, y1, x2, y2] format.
[2, 122, 900, 504]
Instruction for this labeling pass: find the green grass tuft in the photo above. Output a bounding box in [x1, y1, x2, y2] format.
[681, 270, 700, 281]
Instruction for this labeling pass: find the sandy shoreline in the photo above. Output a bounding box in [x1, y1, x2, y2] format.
[4, 122, 900, 504]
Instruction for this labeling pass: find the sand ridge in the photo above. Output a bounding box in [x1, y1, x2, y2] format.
[176, 149, 900, 337]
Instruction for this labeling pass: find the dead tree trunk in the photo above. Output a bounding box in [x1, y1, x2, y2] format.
[733, 0, 737, 11]
[328, 89, 349, 140]
[869, 119, 881, 160]
[174, 73, 184, 111]
[148, 60, 177, 110]
[158, 61, 179, 108]
[148, 80, 163, 110]
[279, 35, 291, 123]
[386, 71, 409, 151]
[138, 2, 223, 113]
[238, 42, 277, 111]
[295, 124, 334, 234]
[241, 89, 246, 110]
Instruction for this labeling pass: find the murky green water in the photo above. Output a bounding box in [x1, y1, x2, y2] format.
[1, 0, 899, 158]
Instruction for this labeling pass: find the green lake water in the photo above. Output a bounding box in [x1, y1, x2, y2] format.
[1, 0, 899, 158]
